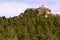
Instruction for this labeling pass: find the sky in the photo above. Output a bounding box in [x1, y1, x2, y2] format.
[0, 0, 60, 17]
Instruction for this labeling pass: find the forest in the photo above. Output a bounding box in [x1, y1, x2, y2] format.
[0, 6, 60, 40]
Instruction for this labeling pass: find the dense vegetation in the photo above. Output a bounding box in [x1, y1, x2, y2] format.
[0, 8, 60, 40]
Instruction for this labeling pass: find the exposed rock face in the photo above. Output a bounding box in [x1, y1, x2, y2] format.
[18, 5, 51, 18]
[37, 6, 51, 16]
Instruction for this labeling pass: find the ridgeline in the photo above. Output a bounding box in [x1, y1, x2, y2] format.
[0, 6, 60, 40]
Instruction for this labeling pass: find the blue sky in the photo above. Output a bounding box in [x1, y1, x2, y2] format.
[0, 0, 60, 17]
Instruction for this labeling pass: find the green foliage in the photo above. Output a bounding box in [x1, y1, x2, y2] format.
[0, 8, 60, 40]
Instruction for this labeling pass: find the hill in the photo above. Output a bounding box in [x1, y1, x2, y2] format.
[0, 6, 60, 40]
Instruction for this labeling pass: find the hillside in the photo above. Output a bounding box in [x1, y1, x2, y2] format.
[0, 6, 60, 40]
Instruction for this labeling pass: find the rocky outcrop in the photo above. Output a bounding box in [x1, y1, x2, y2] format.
[37, 5, 51, 17]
